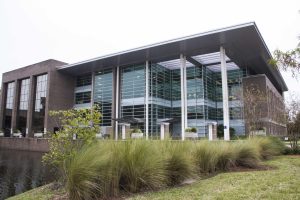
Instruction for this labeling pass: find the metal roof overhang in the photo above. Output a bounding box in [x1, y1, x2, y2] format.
[58, 22, 288, 93]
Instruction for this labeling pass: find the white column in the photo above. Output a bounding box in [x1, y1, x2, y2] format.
[121, 124, 126, 140]
[180, 54, 186, 140]
[220, 46, 230, 141]
[91, 72, 95, 107]
[115, 66, 120, 141]
[183, 57, 188, 129]
[145, 61, 149, 140]
[160, 123, 165, 140]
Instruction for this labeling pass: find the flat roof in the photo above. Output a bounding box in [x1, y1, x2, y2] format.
[58, 22, 288, 92]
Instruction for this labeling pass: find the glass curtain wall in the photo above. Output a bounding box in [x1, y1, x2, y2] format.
[94, 69, 113, 126]
[186, 66, 206, 136]
[4, 82, 15, 135]
[148, 63, 171, 137]
[32, 74, 48, 133]
[17, 78, 30, 136]
[215, 69, 247, 134]
[120, 64, 146, 132]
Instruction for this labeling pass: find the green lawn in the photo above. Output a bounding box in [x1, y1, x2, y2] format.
[8, 156, 300, 200]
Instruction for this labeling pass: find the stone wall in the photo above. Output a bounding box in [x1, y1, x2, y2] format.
[0, 138, 49, 152]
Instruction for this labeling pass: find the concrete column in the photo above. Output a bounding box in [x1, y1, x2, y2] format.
[220, 46, 230, 141]
[180, 54, 186, 140]
[26, 76, 36, 138]
[115, 66, 120, 140]
[0, 82, 7, 130]
[11, 80, 20, 134]
[160, 123, 165, 140]
[91, 72, 95, 107]
[145, 61, 149, 140]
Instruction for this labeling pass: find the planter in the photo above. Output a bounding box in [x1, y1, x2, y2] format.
[13, 133, 22, 137]
[34, 132, 43, 138]
[131, 133, 144, 139]
[185, 132, 198, 138]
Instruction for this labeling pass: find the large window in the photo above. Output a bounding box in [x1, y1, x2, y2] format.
[76, 74, 92, 87]
[4, 82, 15, 134]
[121, 64, 146, 131]
[17, 78, 30, 135]
[33, 74, 48, 132]
[6, 82, 15, 109]
[75, 92, 91, 104]
[19, 79, 30, 110]
[94, 69, 113, 126]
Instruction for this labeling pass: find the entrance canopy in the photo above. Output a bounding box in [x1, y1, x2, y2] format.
[112, 117, 144, 124]
[57, 22, 287, 93]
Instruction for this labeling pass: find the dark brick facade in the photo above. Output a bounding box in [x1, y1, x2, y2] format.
[242, 74, 287, 136]
[0, 59, 75, 137]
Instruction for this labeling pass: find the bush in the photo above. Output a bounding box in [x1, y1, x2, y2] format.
[60, 137, 285, 199]
[117, 140, 166, 193]
[63, 143, 111, 200]
[215, 142, 237, 171]
[162, 141, 195, 186]
[233, 141, 260, 168]
[250, 136, 285, 160]
[193, 141, 219, 174]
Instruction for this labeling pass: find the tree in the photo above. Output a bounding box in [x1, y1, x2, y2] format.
[43, 106, 101, 167]
[243, 84, 266, 137]
[270, 11, 300, 78]
[285, 94, 300, 151]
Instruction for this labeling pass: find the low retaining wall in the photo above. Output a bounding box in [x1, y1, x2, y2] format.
[0, 137, 49, 152]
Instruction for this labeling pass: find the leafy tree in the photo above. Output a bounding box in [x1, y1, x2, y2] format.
[270, 11, 300, 78]
[43, 106, 101, 167]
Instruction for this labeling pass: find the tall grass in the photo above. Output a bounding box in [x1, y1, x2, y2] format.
[61, 136, 285, 199]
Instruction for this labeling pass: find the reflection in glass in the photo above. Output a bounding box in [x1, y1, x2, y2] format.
[32, 74, 48, 133]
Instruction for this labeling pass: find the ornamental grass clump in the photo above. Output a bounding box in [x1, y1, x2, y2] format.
[215, 142, 237, 171]
[117, 140, 167, 193]
[63, 143, 111, 200]
[233, 141, 260, 168]
[250, 136, 285, 160]
[162, 141, 195, 186]
[193, 141, 219, 174]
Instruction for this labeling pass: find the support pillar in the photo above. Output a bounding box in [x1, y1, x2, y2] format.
[0, 82, 7, 130]
[145, 61, 149, 140]
[114, 66, 120, 140]
[160, 123, 165, 140]
[220, 46, 230, 141]
[26, 76, 36, 138]
[180, 54, 187, 140]
[11, 80, 20, 134]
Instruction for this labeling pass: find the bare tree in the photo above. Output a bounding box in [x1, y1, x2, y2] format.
[243, 84, 266, 137]
[285, 93, 300, 150]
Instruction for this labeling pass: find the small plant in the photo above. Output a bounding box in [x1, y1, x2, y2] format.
[185, 127, 197, 133]
[131, 128, 142, 133]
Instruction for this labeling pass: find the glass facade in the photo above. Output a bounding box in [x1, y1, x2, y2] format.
[75, 92, 91, 104]
[76, 74, 92, 87]
[32, 74, 48, 132]
[4, 82, 15, 134]
[120, 64, 146, 132]
[89, 57, 248, 137]
[17, 78, 30, 135]
[94, 69, 113, 126]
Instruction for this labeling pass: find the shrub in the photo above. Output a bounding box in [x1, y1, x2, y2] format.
[63, 143, 111, 200]
[162, 141, 195, 186]
[233, 141, 260, 168]
[215, 142, 237, 171]
[193, 141, 219, 174]
[250, 136, 285, 160]
[117, 140, 166, 193]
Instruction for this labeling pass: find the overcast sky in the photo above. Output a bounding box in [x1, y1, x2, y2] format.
[0, 0, 299, 97]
